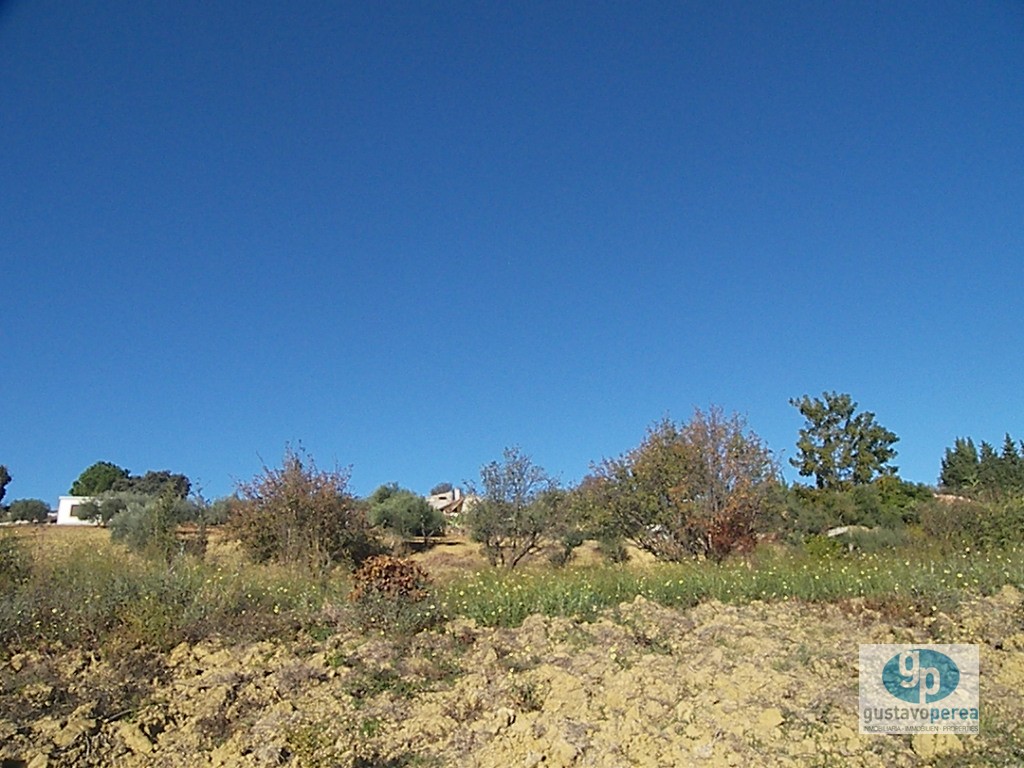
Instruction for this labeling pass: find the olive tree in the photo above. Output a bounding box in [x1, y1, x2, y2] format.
[367, 483, 445, 543]
[465, 446, 560, 569]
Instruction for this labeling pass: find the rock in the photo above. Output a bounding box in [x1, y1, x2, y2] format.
[912, 733, 964, 759]
[755, 707, 784, 733]
[118, 721, 153, 754]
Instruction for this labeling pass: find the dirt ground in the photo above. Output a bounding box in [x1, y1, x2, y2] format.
[1, 580, 1022, 767]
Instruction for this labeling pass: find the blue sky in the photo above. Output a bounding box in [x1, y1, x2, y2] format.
[2, 1, 1022, 504]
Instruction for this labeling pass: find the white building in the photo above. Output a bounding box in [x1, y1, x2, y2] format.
[56, 496, 97, 525]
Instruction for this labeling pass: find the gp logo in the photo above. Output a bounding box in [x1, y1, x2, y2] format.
[881, 648, 960, 705]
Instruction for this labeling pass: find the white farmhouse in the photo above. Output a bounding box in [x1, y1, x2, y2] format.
[56, 496, 97, 525]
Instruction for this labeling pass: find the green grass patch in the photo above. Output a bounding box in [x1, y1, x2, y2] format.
[438, 545, 1024, 627]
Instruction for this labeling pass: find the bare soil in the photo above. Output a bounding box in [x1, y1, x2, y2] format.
[2, 582, 1022, 767]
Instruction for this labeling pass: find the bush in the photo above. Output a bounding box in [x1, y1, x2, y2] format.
[5, 499, 51, 523]
[366, 484, 445, 543]
[0, 533, 30, 590]
[349, 555, 440, 634]
[107, 493, 190, 561]
[548, 529, 585, 567]
[783, 478, 929, 537]
[230, 446, 382, 573]
[920, 497, 1024, 550]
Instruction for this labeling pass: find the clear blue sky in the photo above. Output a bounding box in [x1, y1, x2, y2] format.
[2, 1, 1022, 504]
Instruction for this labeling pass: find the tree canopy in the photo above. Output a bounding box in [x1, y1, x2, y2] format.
[6, 499, 50, 523]
[594, 407, 779, 561]
[69, 461, 130, 496]
[366, 483, 445, 542]
[0, 466, 10, 506]
[789, 392, 898, 490]
[466, 446, 560, 568]
[940, 434, 1024, 498]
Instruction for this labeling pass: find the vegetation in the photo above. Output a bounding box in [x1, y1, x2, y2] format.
[790, 392, 899, 490]
[940, 434, 1024, 498]
[4, 498, 50, 523]
[0, 464, 10, 505]
[348, 554, 440, 634]
[4, 393, 1021, 654]
[229, 446, 382, 573]
[366, 483, 445, 544]
[592, 407, 779, 562]
[465, 446, 561, 569]
[69, 461, 131, 495]
[114, 469, 191, 498]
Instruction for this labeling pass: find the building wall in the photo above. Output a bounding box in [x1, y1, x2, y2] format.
[56, 496, 96, 525]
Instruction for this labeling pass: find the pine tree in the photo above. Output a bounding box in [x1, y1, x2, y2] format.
[939, 437, 979, 492]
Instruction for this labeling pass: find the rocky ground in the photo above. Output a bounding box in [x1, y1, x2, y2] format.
[1, 586, 1022, 767]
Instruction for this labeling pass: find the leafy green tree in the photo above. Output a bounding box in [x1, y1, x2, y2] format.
[114, 470, 191, 499]
[0, 465, 10, 506]
[229, 446, 381, 572]
[790, 392, 899, 490]
[367, 483, 445, 543]
[107, 492, 194, 561]
[6, 499, 50, 523]
[465, 446, 560, 568]
[596, 407, 779, 561]
[69, 461, 130, 495]
[939, 437, 979, 492]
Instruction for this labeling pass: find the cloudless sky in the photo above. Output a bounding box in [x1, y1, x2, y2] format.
[2, 1, 1022, 504]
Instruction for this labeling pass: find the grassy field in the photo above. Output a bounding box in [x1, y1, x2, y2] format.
[2, 524, 1022, 653]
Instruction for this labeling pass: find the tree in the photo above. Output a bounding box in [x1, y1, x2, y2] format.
[939, 437, 979, 492]
[0, 466, 10, 506]
[596, 407, 779, 561]
[790, 392, 898, 490]
[229, 446, 381, 572]
[977, 441, 1001, 495]
[367, 483, 445, 543]
[107, 491, 195, 561]
[114, 470, 191, 499]
[6, 499, 50, 523]
[429, 482, 454, 496]
[69, 461, 130, 495]
[465, 446, 560, 568]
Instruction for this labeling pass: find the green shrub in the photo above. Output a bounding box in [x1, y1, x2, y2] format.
[921, 497, 1024, 550]
[108, 493, 193, 560]
[802, 534, 845, 559]
[5, 499, 51, 523]
[548, 529, 585, 567]
[0, 533, 30, 589]
[595, 533, 629, 563]
[366, 484, 446, 542]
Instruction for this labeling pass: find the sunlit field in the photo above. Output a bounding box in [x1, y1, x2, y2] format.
[2, 524, 1022, 652]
